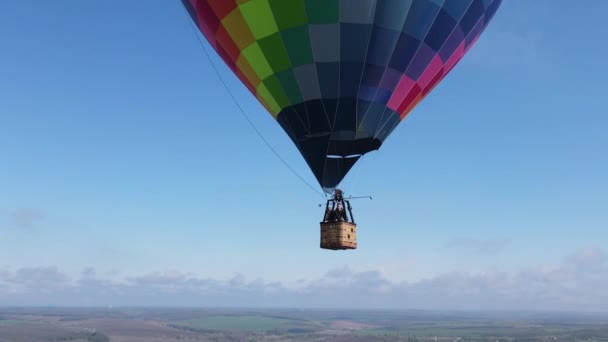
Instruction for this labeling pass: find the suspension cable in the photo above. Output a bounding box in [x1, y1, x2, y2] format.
[177, 2, 325, 198]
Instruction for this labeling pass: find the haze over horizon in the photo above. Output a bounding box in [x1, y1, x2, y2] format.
[1, 1, 607, 310]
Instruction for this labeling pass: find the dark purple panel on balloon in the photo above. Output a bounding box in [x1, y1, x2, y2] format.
[406, 42, 436, 81]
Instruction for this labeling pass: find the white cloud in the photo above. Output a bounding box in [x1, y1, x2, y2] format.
[0, 248, 606, 311]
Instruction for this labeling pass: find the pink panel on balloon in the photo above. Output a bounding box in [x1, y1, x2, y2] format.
[380, 68, 404, 92]
[387, 76, 416, 111]
[444, 42, 465, 74]
[397, 85, 421, 114]
[421, 68, 445, 96]
[417, 55, 444, 91]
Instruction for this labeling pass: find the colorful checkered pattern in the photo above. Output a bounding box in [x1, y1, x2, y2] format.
[183, 0, 502, 190]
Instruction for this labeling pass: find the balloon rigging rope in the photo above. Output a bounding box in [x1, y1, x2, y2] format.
[177, 3, 326, 198]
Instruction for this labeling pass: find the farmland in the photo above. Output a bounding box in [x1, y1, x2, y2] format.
[1, 308, 607, 341]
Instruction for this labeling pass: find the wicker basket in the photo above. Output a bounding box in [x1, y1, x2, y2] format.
[320, 221, 357, 250]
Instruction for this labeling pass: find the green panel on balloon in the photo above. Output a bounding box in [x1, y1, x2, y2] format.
[281, 27, 314, 67]
[236, 55, 260, 87]
[258, 33, 292, 73]
[268, 0, 308, 30]
[256, 83, 280, 115]
[262, 75, 291, 109]
[306, 0, 339, 24]
[275, 70, 303, 105]
[239, 0, 279, 39]
[242, 42, 273, 80]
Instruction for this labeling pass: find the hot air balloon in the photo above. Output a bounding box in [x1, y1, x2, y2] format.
[181, 0, 502, 250]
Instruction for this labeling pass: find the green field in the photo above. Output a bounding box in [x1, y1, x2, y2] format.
[0, 320, 21, 327]
[1, 308, 608, 341]
[178, 315, 306, 331]
[355, 323, 608, 341]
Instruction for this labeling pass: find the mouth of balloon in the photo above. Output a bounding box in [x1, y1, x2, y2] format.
[327, 154, 362, 159]
[323, 187, 337, 195]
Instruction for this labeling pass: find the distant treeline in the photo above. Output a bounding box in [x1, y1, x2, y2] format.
[51, 331, 109, 342]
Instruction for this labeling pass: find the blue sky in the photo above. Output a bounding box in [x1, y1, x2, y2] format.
[1, 1, 607, 309]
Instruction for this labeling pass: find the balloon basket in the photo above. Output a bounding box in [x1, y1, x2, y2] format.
[320, 221, 357, 250]
[320, 189, 357, 250]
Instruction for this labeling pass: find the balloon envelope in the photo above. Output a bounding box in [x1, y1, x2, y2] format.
[182, 0, 502, 192]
